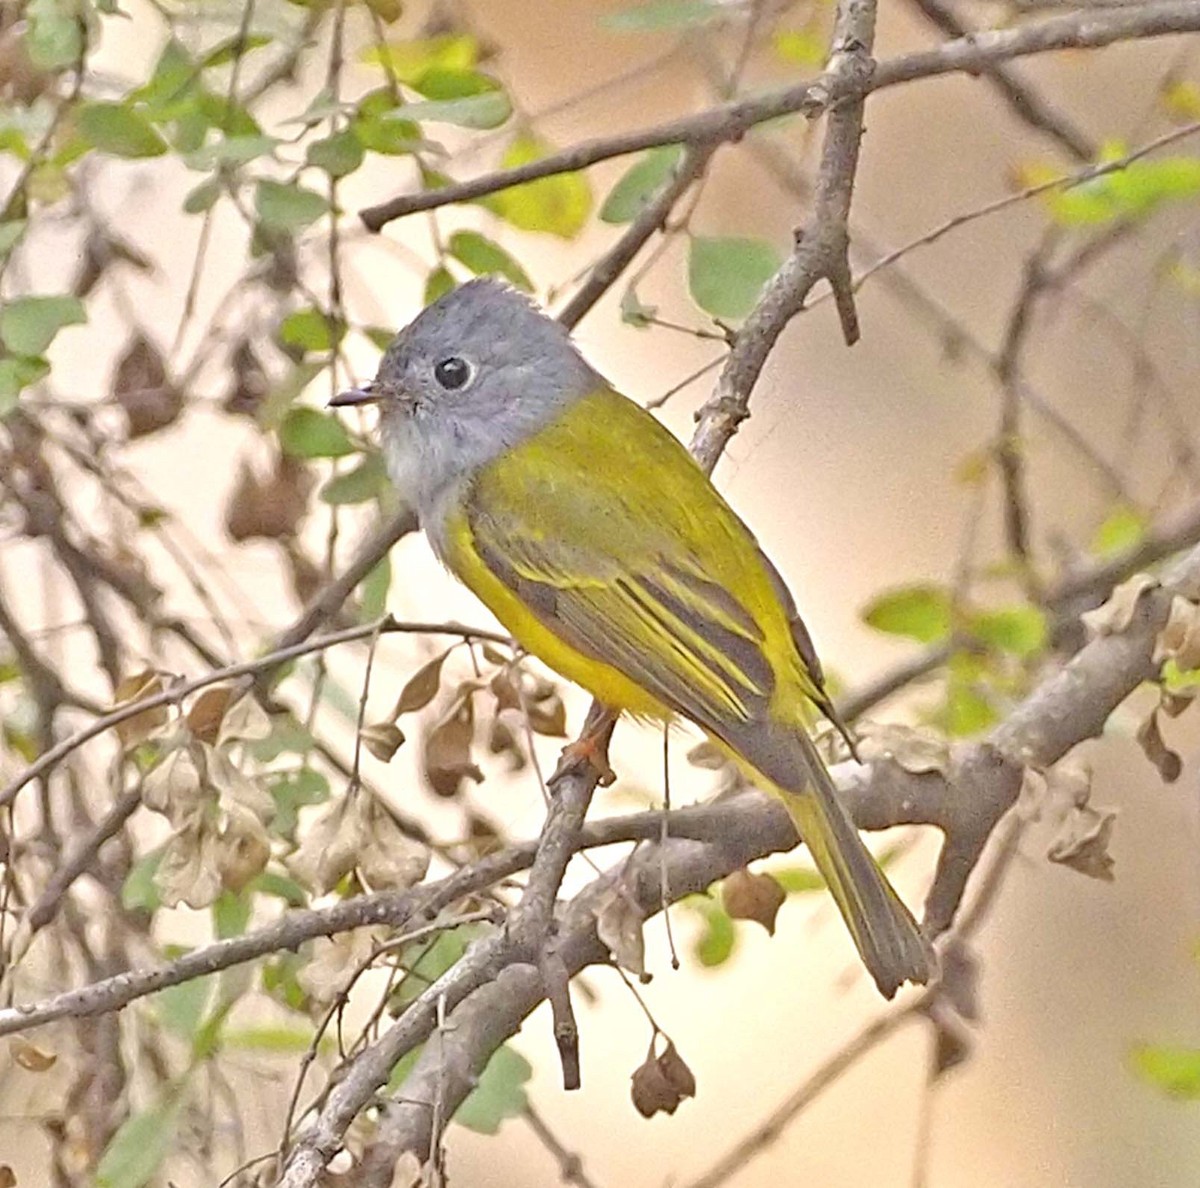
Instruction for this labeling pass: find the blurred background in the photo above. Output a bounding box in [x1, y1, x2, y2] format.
[2, 0, 1200, 1184]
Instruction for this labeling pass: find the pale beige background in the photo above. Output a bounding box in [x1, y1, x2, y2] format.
[2, 1, 1200, 1185]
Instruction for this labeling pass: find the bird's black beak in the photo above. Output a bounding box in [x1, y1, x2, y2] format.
[329, 383, 379, 408]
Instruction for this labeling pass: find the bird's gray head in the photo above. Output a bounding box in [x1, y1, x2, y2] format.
[331, 278, 601, 517]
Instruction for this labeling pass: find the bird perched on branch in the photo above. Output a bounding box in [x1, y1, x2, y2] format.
[332, 278, 933, 998]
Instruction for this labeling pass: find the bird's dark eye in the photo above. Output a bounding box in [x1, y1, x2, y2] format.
[433, 356, 472, 390]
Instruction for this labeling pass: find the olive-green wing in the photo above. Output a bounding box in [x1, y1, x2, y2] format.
[459, 388, 818, 734]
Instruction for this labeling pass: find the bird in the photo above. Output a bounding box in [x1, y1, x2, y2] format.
[331, 277, 933, 998]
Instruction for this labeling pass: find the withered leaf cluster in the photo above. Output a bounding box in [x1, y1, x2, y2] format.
[630, 1038, 696, 1119]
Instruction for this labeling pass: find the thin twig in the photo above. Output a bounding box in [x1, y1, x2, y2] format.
[357, 2, 1200, 230]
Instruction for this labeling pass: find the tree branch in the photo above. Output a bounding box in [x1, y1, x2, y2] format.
[358, 1, 1200, 231]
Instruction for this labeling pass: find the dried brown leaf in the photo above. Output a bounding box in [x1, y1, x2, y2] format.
[356, 795, 429, 891]
[1161, 687, 1198, 718]
[422, 692, 482, 798]
[361, 722, 406, 763]
[113, 334, 184, 438]
[298, 929, 382, 1005]
[527, 691, 567, 738]
[486, 708, 527, 771]
[856, 722, 950, 775]
[464, 810, 503, 858]
[721, 868, 786, 935]
[1080, 573, 1158, 639]
[631, 1039, 696, 1118]
[11, 1038, 56, 1072]
[207, 746, 275, 821]
[595, 888, 645, 977]
[157, 816, 224, 908]
[1135, 709, 1183, 783]
[113, 670, 170, 748]
[142, 746, 204, 823]
[289, 797, 363, 895]
[1047, 804, 1117, 881]
[0, 1163, 14, 1188]
[931, 1007, 973, 1077]
[489, 668, 521, 712]
[222, 339, 270, 417]
[1154, 595, 1200, 670]
[187, 685, 235, 745]
[225, 454, 314, 542]
[217, 804, 271, 892]
[686, 740, 730, 770]
[391, 650, 451, 718]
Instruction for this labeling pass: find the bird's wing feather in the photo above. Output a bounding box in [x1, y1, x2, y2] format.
[457, 387, 823, 731]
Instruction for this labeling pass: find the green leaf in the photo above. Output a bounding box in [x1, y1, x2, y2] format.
[279, 307, 344, 352]
[390, 90, 512, 130]
[862, 584, 953, 643]
[319, 453, 387, 505]
[688, 235, 781, 320]
[213, 889, 251, 938]
[692, 898, 736, 967]
[599, 145, 684, 224]
[224, 1024, 318, 1052]
[262, 953, 309, 1013]
[77, 103, 168, 158]
[306, 128, 365, 178]
[359, 555, 391, 621]
[0, 294, 86, 356]
[252, 867, 310, 906]
[413, 67, 502, 101]
[182, 178, 221, 214]
[455, 1044, 533, 1134]
[770, 865, 825, 894]
[155, 972, 213, 1040]
[604, 0, 728, 31]
[354, 90, 424, 155]
[269, 767, 331, 837]
[249, 714, 316, 762]
[0, 220, 27, 257]
[1092, 503, 1146, 558]
[1131, 1044, 1200, 1099]
[279, 407, 356, 458]
[391, 925, 484, 1007]
[447, 230, 532, 290]
[1035, 151, 1200, 226]
[363, 325, 396, 351]
[95, 1099, 181, 1188]
[968, 606, 1047, 658]
[362, 34, 479, 84]
[201, 33, 272, 68]
[254, 180, 329, 233]
[25, 0, 84, 70]
[772, 27, 825, 66]
[137, 38, 196, 109]
[939, 678, 998, 738]
[121, 849, 164, 912]
[185, 134, 278, 170]
[485, 135, 592, 239]
[425, 265, 457, 305]
[0, 356, 50, 416]
[1161, 658, 1200, 693]
[620, 287, 657, 327]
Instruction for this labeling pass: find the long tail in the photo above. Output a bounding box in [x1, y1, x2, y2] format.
[740, 725, 934, 998]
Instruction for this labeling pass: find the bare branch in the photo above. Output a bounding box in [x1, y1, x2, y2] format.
[0, 615, 508, 811]
[906, 0, 1097, 161]
[358, 1, 1200, 231]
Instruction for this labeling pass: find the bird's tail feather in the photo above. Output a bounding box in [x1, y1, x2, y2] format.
[740, 723, 934, 998]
